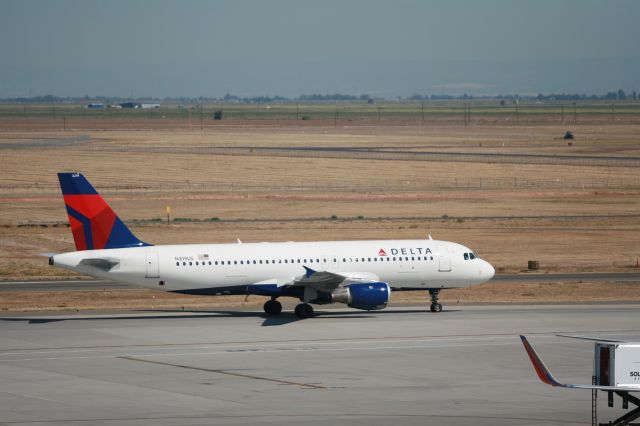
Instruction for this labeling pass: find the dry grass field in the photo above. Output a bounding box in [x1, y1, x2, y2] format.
[1, 118, 639, 310]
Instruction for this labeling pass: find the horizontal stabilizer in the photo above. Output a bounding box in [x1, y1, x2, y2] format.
[79, 258, 119, 271]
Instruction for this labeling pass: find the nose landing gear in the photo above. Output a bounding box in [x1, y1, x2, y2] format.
[429, 289, 443, 313]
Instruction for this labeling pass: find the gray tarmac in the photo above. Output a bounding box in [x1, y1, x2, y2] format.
[1, 304, 640, 425]
[3, 272, 640, 292]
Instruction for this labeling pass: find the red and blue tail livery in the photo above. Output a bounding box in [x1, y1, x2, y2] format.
[57, 172, 149, 251]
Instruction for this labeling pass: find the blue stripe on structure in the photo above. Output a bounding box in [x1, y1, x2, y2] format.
[57, 172, 98, 195]
[105, 217, 150, 248]
[65, 205, 93, 250]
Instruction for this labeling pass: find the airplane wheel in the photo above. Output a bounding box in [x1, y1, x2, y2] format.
[294, 303, 314, 319]
[263, 300, 282, 315]
[430, 303, 443, 313]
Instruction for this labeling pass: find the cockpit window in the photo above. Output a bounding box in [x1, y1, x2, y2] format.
[469, 253, 476, 260]
[463, 253, 469, 260]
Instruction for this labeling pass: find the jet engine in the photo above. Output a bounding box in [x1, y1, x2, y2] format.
[331, 282, 390, 310]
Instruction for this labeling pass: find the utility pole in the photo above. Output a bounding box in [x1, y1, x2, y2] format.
[573, 102, 577, 125]
[611, 103, 615, 123]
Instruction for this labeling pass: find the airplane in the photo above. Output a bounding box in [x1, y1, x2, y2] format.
[49, 172, 495, 318]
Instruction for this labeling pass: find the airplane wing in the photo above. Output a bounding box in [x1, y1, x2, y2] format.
[248, 267, 381, 294]
[520, 335, 640, 392]
[293, 266, 381, 292]
[555, 334, 625, 343]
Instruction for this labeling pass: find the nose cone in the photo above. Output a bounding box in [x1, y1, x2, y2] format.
[485, 260, 495, 280]
[473, 259, 495, 284]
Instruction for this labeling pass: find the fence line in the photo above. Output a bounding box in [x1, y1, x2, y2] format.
[88, 145, 640, 168]
[1, 175, 638, 195]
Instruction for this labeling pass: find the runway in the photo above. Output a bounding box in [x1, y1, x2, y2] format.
[2, 272, 639, 292]
[1, 304, 639, 425]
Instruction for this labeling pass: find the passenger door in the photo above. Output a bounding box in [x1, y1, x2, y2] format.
[438, 256, 451, 272]
[145, 249, 159, 278]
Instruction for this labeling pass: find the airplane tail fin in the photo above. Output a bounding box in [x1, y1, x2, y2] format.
[57, 172, 150, 251]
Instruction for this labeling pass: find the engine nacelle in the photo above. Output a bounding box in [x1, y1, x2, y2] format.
[331, 282, 390, 311]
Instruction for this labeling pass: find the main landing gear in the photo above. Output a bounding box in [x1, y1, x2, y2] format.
[263, 298, 315, 319]
[294, 303, 314, 319]
[263, 299, 282, 315]
[429, 289, 443, 313]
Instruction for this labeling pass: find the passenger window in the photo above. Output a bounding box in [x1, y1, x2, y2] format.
[464, 253, 469, 260]
[368, 258, 371, 262]
[392, 257, 396, 261]
[176, 262, 179, 266]
[195, 261, 199, 266]
[189, 262, 192, 266]
[183, 262, 186, 266]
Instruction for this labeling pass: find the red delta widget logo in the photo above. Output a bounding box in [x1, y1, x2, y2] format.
[378, 247, 433, 256]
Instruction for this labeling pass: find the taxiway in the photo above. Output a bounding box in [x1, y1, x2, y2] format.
[1, 304, 640, 425]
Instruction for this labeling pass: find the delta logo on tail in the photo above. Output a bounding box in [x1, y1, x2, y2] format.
[58, 173, 148, 251]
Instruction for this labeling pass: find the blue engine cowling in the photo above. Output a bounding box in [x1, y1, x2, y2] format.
[332, 282, 390, 311]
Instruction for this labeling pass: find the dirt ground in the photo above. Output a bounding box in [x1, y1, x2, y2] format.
[1, 121, 639, 310]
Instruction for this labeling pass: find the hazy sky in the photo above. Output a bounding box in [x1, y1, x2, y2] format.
[1, 0, 639, 98]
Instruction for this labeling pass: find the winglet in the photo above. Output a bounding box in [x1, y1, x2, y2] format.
[520, 335, 563, 387]
[520, 335, 640, 391]
[303, 266, 316, 278]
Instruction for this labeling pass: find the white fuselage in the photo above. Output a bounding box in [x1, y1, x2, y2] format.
[52, 239, 495, 294]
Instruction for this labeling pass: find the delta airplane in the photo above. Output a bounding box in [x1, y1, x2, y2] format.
[50, 173, 495, 318]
